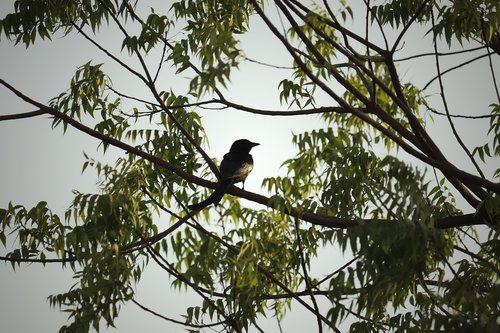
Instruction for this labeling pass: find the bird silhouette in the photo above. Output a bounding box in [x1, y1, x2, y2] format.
[188, 139, 259, 210]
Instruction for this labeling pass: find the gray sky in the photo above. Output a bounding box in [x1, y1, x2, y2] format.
[1, 1, 498, 332]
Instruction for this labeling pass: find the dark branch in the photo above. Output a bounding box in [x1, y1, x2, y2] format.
[0, 109, 45, 121]
[0, 255, 75, 263]
[294, 218, 325, 333]
[390, 0, 431, 54]
[243, 56, 294, 70]
[132, 299, 226, 328]
[423, 53, 489, 91]
[0, 78, 495, 232]
[430, 11, 486, 180]
[395, 46, 487, 62]
[425, 106, 494, 119]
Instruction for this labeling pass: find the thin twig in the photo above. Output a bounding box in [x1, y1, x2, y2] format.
[417, 275, 452, 317]
[395, 46, 487, 62]
[132, 299, 226, 328]
[430, 10, 485, 180]
[453, 245, 500, 276]
[312, 255, 360, 288]
[480, 11, 500, 104]
[106, 85, 158, 106]
[294, 218, 323, 333]
[424, 103, 494, 119]
[120, 214, 189, 253]
[458, 227, 496, 262]
[364, 0, 377, 103]
[390, 0, 431, 54]
[71, 22, 147, 84]
[362, 0, 389, 51]
[321, 0, 336, 24]
[137, 231, 241, 332]
[423, 53, 489, 90]
[243, 56, 294, 69]
[153, 40, 168, 83]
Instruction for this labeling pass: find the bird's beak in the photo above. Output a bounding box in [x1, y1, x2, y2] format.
[251, 142, 260, 147]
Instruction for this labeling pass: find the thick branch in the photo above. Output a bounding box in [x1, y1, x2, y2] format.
[0, 78, 494, 230]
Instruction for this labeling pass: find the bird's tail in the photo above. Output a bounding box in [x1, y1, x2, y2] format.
[187, 179, 233, 211]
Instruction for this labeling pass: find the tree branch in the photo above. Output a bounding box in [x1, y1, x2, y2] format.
[390, 0, 431, 54]
[0, 255, 75, 263]
[251, 1, 500, 196]
[288, 0, 484, 202]
[395, 46, 487, 62]
[99, 0, 220, 178]
[187, 215, 338, 331]
[423, 53, 489, 91]
[431, 11, 486, 181]
[0, 109, 45, 121]
[218, 98, 358, 116]
[0, 78, 495, 231]
[138, 232, 241, 332]
[289, 0, 387, 55]
[294, 218, 324, 333]
[132, 299, 226, 329]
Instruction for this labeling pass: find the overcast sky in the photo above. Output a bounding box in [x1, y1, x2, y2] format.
[1, 1, 498, 332]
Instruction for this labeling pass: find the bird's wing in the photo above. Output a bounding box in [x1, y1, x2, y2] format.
[232, 161, 253, 177]
[220, 154, 253, 182]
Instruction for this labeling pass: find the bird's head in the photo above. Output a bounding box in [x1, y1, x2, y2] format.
[230, 139, 260, 153]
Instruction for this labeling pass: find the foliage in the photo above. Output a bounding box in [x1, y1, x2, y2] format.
[1, 1, 499, 332]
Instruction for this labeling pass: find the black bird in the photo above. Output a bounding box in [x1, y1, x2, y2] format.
[188, 139, 260, 210]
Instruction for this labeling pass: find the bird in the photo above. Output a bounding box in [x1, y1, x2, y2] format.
[188, 139, 260, 210]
